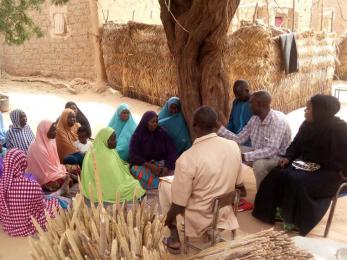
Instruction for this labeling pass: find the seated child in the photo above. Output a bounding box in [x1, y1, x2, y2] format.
[74, 126, 92, 155]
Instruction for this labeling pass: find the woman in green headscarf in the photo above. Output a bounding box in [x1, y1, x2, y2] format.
[81, 127, 145, 203]
[108, 104, 137, 162]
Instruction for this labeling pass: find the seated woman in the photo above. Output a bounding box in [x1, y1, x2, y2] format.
[65, 101, 92, 138]
[129, 111, 177, 189]
[108, 103, 137, 161]
[0, 112, 7, 149]
[6, 109, 35, 153]
[81, 127, 145, 203]
[158, 97, 191, 155]
[253, 94, 347, 236]
[56, 108, 83, 166]
[27, 120, 68, 192]
[0, 149, 60, 237]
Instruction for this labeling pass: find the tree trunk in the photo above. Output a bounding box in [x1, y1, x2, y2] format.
[158, 0, 240, 135]
[89, 0, 107, 91]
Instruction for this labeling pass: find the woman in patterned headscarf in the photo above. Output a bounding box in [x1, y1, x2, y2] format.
[6, 109, 35, 153]
[0, 149, 60, 236]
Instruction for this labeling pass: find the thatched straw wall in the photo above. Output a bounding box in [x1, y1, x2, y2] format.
[102, 22, 177, 105]
[102, 22, 336, 113]
[336, 36, 347, 80]
[225, 26, 336, 113]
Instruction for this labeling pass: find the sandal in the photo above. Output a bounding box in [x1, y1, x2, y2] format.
[163, 237, 181, 255]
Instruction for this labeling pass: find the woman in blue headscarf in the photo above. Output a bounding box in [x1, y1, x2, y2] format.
[158, 97, 191, 155]
[108, 104, 137, 162]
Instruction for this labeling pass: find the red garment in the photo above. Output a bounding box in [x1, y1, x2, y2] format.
[0, 149, 59, 237]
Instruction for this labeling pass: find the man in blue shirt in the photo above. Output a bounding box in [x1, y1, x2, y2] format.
[227, 80, 253, 142]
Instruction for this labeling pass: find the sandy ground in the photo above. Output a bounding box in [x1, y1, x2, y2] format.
[0, 78, 347, 259]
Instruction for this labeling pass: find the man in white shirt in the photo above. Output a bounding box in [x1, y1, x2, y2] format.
[218, 91, 291, 189]
[160, 106, 243, 253]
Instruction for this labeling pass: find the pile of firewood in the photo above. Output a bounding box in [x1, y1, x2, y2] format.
[29, 192, 169, 260]
[189, 229, 313, 260]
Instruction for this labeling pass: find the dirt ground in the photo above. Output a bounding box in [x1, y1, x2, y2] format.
[0, 78, 346, 259]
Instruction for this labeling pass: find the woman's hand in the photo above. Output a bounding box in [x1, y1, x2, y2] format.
[278, 158, 290, 168]
[161, 167, 169, 177]
[145, 162, 162, 176]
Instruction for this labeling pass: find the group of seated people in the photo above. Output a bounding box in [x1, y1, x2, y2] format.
[0, 80, 346, 256]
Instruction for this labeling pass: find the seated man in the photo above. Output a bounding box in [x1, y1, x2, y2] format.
[218, 90, 291, 190]
[160, 106, 243, 253]
[227, 79, 253, 146]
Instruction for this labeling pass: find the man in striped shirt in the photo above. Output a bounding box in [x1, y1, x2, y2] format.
[218, 91, 291, 190]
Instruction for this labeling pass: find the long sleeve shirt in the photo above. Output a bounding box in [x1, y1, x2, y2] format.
[218, 110, 292, 162]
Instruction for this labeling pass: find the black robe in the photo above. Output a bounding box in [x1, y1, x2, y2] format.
[252, 117, 347, 236]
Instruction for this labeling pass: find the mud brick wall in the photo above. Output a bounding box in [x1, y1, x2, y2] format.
[0, 0, 96, 80]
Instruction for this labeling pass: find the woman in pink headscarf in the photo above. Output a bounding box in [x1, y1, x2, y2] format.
[27, 120, 68, 192]
[0, 149, 60, 237]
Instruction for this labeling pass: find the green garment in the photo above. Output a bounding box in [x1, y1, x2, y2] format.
[81, 127, 145, 203]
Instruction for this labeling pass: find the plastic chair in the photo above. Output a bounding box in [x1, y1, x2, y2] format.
[184, 189, 240, 254]
[324, 171, 347, 237]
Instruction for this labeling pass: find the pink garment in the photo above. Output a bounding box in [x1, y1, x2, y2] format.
[0, 149, 59, 237]
[27, 120, 67, 185]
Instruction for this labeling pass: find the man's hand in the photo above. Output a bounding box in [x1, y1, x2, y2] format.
[216, 120, 222, 129]
[278, 158, 290, 168]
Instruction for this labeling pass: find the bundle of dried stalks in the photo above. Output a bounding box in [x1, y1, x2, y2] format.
[30, 193, 169, 259]
[29, 151, 169, 260]
[30, 192, 169, 260]
[102, 22, 336, 113]
[225, 25, 336, 113]
[336, 36, 347, 80]
[102, 22, 178, 106]
[188, 229, 313, 260]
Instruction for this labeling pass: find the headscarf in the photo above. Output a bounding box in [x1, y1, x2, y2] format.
[108, 103, 137, 161]
[0, 149, 59, 236]
[27, 120, 67, 185]
[286, 95, 347, 172]
[6, 109, 35, 152]
[81, 127, 145, 203]
[65, 101, 92, 138]
[310, 94, 340, 122]
[0, 112, 7, 144]
[129, 111, 177, 170]
[158, 97, 191, 155]
[56, 108, 80, 162]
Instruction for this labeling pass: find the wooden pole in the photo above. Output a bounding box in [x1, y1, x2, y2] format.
[253, 3, 259, 23]
[292, 0, 295, 31]
[320, 0, 324, 31]
[331, 10, 334, 32]
[88, 0, 107, 89]
[265, 0, 270, 26]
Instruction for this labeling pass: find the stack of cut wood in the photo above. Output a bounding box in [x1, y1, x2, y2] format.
[29, 192, 169, 260]
[189, 229, 313, 260]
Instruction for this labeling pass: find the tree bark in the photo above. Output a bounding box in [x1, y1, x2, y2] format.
[158, 0, 240, 135]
